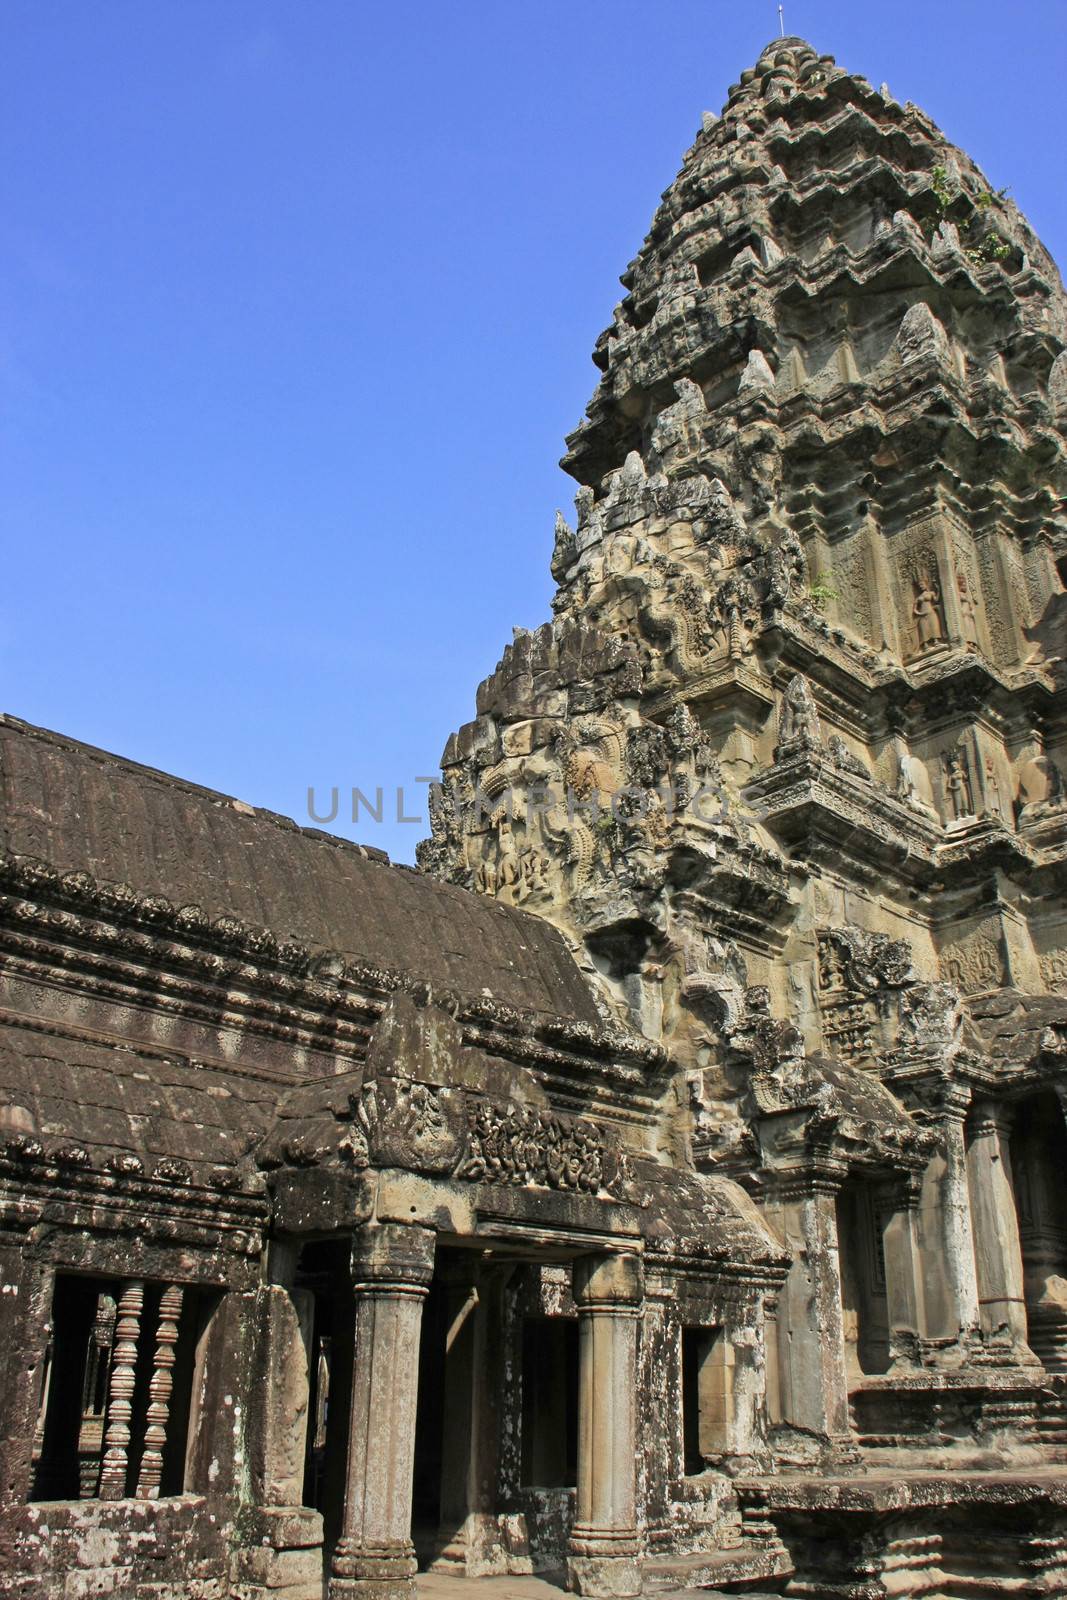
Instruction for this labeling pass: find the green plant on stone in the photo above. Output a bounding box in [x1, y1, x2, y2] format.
[930, 163, 956, 213]
[924, 164, 1012, 265]
[808, 574, 841, 611]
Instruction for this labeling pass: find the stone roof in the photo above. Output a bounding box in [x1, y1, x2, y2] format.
[965, 988, 1067, 1071]
[0, 1018, 270, 1184]
[0, 715, 600, 1022]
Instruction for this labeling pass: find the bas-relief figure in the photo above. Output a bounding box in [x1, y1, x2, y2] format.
[912, 573, 945, 652]
[4, 32, 1067, 1600]
[943, 748, 975, 822]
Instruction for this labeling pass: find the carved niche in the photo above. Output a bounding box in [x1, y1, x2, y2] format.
[912, 569, 946, 654]
[1039, 950, 1067, 996]
[775, 673, 821, 756]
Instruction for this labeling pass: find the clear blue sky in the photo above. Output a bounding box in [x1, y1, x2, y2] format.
[3, 1, 1065, 863]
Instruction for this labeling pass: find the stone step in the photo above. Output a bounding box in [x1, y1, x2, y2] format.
[642, 1544, 793, 1594]
[654, 1593, 788, 1600]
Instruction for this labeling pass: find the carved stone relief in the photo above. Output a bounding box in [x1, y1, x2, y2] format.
[940, 925, 1005, 994]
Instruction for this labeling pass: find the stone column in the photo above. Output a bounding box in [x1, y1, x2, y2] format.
[911, 1087, 982, 1356]
[966, 1102, 1038, 1362]
[568, 1252, 643, 1599]
[136, 1282, 184, 1498]
[98, 1279, 145, 1499]
[330, 1223, 435, 1600]
[235, 1279, 324, 1600]
[763, 1175, 851, 1444]
[876, 1181, 924, 1367]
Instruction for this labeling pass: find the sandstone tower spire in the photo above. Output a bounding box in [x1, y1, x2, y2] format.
[422, 35, 1067, 1418]
[423, 33, 1067, 1050]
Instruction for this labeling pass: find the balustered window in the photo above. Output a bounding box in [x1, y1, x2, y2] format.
[30, 1272, 218, 1502]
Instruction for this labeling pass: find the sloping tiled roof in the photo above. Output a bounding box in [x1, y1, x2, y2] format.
[0, 715, 599, 1022]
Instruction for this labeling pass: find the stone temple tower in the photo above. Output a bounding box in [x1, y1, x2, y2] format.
[423, 27, 1067, 1523]
[6, 31, 1067, 1600]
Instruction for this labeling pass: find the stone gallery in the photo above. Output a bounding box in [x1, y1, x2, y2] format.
[2, 32, 1067, 1600]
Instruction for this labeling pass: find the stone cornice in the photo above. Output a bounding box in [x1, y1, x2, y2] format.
[0, 852, 669, 1100]
[0, 1146, 267, 1257]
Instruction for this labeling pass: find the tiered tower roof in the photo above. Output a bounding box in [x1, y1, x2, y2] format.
[422, 36, 1067, 1127]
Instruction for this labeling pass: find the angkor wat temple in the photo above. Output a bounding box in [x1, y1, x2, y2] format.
[3, 34, 1067, 1600]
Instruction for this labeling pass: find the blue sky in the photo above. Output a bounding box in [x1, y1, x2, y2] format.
[3, 1, 1065, 863]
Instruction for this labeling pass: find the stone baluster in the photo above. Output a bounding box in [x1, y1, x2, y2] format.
[136, 1283, 183, 1499]
[98, 1279, 145, 1500]
[329, 1223, 435, 1600]
[567, 1252, 643, 1599]
[966, 1101, 1038, 1362]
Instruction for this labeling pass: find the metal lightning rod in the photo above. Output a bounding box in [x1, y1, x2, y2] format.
[778, 5, 786, 36]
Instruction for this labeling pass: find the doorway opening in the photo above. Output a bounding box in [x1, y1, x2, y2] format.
[298, 1240, 355, 1565]
[837, 1180, 891, 1377]
[681, 1324, 729, 1474]
[521, 1314, 578, 1489]
[412, 1277, 447, 1552]
[1010, 1092, 1067, 1370]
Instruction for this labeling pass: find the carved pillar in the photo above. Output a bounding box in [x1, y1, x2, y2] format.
[245, 1279, 314, 1506]
[877, 1181, 924, 1367]
[235, 1277, 324, 1599]
[763, 1175, 851, 1444]
[911, 1086, 981, 1355]
[934, 533, 967, 647]
[0, 1252, 50, 1510]
[436, 1260, 510, 1576]
[861, 529, 901, 656]
[966, 1102, 1038, 1362]
[329, 1223, 435, 1600]
[98, 1279, 144, 1500]
[567, 1252, 643, 1600]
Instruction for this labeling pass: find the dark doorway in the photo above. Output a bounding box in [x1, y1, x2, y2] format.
[521, 1315, 579, 1488]
[1011, 1092, 1067, 1369]
[837, 1180, 891, 1377]
[412, 1278, 447, 1542]
[681, 1324, 729, 1474]
[412, 1253, 500, 1569]
[298, 1240, 355, 1564]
